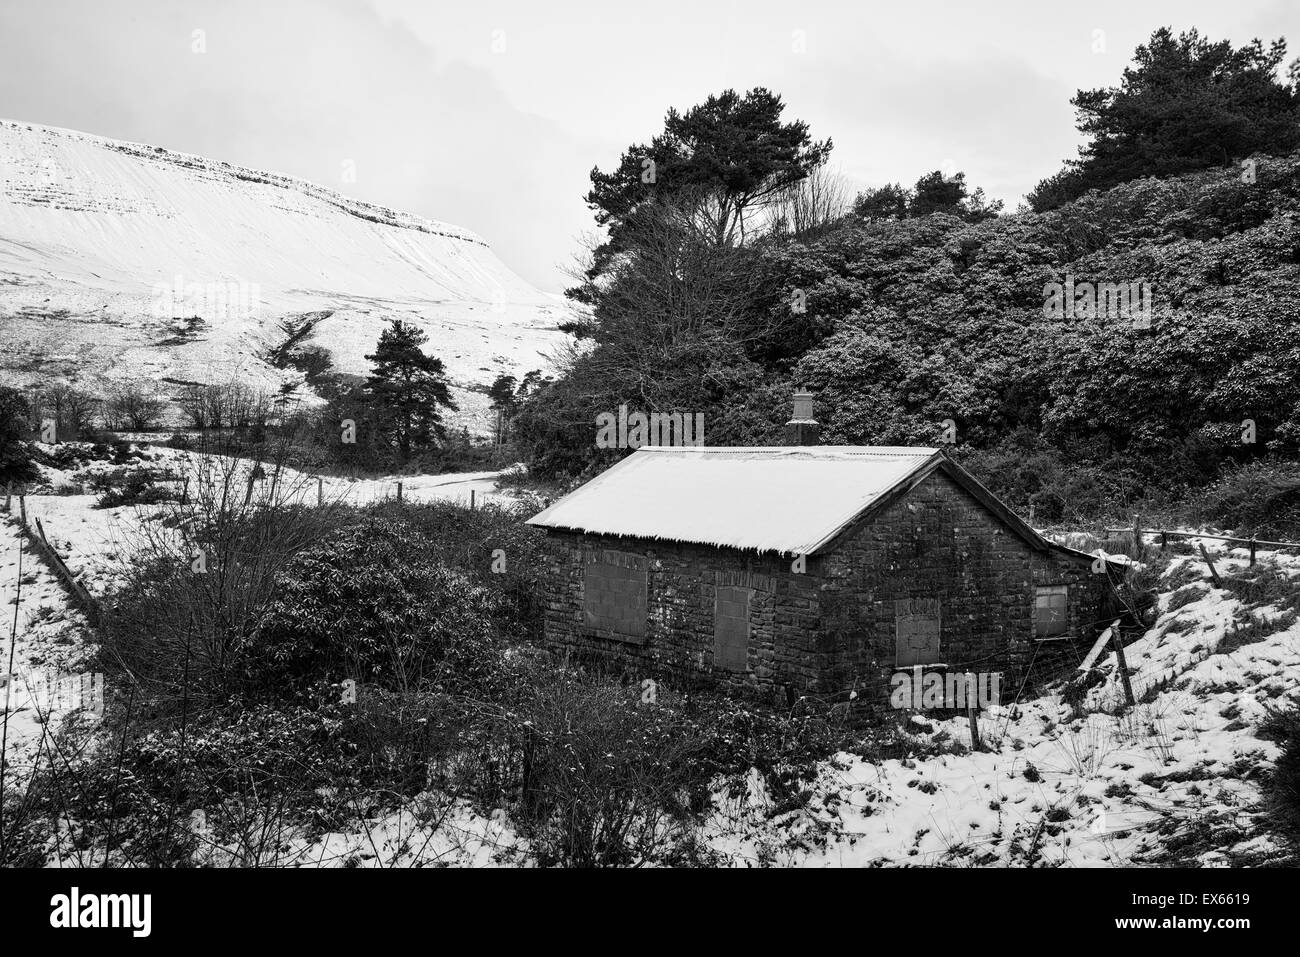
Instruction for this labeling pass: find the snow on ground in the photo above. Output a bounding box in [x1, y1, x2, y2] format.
[0, 512, 96, 776]
[701, 545, 1299, 867]
[182, 796, 528, 868]
[9, 442, 520, 596]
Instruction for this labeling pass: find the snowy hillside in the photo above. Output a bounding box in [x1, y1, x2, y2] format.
[0, 120, 572, 428]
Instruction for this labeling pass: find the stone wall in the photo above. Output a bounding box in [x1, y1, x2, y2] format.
[538, 532, 823, 701]
[536, 470, 1112, 707]
[817, 470, 1110, 706]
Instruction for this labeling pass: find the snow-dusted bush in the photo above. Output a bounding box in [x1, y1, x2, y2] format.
[91, 467, 177, 508]
[100, 500, 344, 710]
[1198, 459, 1300, 537]
[245, 517, 507, 696]
[367, 498, 547, 640]
[0, 385, 39, 485]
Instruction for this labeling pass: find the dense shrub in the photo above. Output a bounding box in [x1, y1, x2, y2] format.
[92, 468, 177, 508]
[0, 384, 39, 486]
[367, 498, 548, 639]
[3, 695, 357, 867]
[246, 517, 507, 695]
[1197, 459, 1300, 537]
[99, 499, 345, 711]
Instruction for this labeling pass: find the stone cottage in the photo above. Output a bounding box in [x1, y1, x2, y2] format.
[527, 397, 1118, 709]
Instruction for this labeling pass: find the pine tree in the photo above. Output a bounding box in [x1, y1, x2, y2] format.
[363, 320, 457, 462]
[1029, 27, 1300, 211]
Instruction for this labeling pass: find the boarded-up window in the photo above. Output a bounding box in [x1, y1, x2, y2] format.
[895, 598, 941, 666]
[1035, 585, 1068, 637]
[714, 586, 752, 671]
[583, 550, 647, 642]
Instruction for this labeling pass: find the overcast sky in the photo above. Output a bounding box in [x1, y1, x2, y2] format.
[2, 0, 1297, 292]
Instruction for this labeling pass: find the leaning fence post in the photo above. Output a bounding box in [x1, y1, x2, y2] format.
[1111, 627, 1136, 707]
[1198, 542, 1222, 586]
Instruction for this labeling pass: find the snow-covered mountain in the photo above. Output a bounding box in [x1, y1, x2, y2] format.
[0, 119, 571, 427]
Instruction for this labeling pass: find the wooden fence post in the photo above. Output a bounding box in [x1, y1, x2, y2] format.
[396, 481, 403, 502]
[966, 673, 982, 751]
[1198, 543, 1222, 586]
[317, 476, 324, 506]
[24, 514, 101, 625]
[470, 489, 476, 510]
[1249, 537, 1257, 567]
[1111, 628, 1136, 707]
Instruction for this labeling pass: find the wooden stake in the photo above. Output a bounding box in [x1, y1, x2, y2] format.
[1132, 515, 1144, 560]
[1111, 627, 1135, 707]
[317, 476, 324, 506]
[1079, 620, 1121, 672]
[470, 489, 476, 510]
[1249, 537, 1257, 567]
[966, 676, 982, 751]
[1198, 542, 1222, 586]
[396, 481, 403, 501]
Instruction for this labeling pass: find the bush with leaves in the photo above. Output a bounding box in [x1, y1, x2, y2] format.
[1197, 459, 1300, 537]
[91, 468, 178, 508]
[245, 517, 507, 696]
[0, 385, 38, 486]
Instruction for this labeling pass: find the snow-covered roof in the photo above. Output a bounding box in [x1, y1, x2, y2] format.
[528, 446, 959, 554]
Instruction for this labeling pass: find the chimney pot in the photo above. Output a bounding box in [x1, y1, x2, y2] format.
[784, 389, 820, 445]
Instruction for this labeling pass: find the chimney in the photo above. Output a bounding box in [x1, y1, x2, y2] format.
[784, 388, 820, 446]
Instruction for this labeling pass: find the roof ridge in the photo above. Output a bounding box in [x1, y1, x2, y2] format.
[638, 445, 938, 455]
